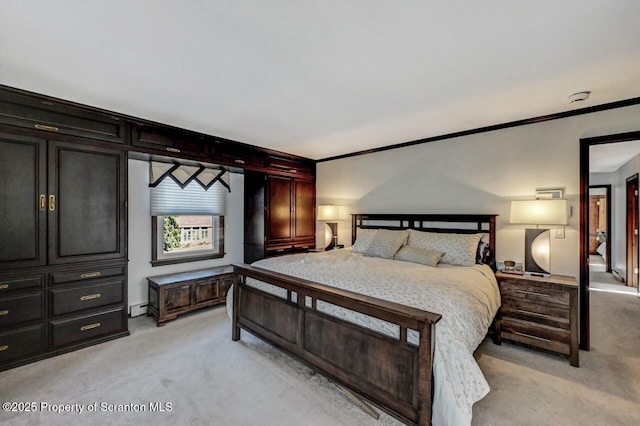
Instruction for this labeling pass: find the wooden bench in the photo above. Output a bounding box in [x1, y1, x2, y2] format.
[147, 266, 234, 326]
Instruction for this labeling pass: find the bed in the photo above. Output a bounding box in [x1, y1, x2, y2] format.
[231, 214, 499, 426]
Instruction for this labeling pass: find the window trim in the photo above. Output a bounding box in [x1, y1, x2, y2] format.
[150, 215, 225, 267]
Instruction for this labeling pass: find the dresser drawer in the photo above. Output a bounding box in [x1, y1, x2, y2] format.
[0, 292, 44, 327]
[50, 308, 125, 348]
[51, 265, 124, 285]
[500, 279, 570, 307]
[265, 244, 294, 257]
[0, 324, 44, 363]
[501, 318, 570, 355]
[0, 91, 126, 144]
[51, 280, 123, 316]
[0, 276, 44, 294]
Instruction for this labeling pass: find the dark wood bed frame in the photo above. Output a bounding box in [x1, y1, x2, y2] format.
[232, 213, 497, 425]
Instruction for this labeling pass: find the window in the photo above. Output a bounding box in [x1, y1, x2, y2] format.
[150, 163, 228, 266]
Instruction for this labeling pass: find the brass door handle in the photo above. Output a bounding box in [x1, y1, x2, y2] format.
[0, 345, 8, 351]
[40, 194, 46, 210]
[0, 284, 8, 290]
[0, 310, 9, 316]
[49, 195, 55, 211]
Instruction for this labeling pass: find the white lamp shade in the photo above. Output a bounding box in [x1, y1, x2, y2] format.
[317, 205, 342, 221]
[510, 200, 568, 225]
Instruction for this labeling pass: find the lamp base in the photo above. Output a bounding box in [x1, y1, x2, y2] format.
[324, 222, 338, 250]
[524, 228, 551, 275]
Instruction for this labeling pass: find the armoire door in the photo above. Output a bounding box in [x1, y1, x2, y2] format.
[265, 176, 293, 243]
[293, 180, 315, 240]
[48, 141, 126, 264]
[0, 133, 47, 269]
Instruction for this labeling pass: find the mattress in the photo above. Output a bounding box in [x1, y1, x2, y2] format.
[229, 249, 500, 426]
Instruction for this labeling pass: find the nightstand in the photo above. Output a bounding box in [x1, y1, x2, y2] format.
[494, 272, 579, 367]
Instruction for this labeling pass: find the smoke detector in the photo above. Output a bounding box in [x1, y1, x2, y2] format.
[567, 91, 590, 103]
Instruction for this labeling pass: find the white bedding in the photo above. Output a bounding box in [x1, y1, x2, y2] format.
[229, 249, 500, 426]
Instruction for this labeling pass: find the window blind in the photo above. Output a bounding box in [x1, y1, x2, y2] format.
[151, 177, 227, 215]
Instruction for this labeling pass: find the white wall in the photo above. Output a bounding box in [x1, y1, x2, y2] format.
[127, 159, 244, 309]
[317, 104, 640, 280]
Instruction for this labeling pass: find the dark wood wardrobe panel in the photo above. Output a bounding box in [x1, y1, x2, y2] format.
[266, 176, 293, 242]
[294, 180, 315, 240]
[0, 134, 46, 268]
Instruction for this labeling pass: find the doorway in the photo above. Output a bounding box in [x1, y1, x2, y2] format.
[580, 130, 640, 351]
[626, 174, 639, 288]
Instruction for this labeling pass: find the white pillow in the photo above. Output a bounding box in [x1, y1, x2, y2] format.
[394, 245, 445, 267]
[351, 228, 379, 253]
[408, 230, 482, 267]
[364, 229, 409, 259]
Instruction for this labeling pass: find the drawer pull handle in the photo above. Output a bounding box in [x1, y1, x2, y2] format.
[515, 309, 552, 319]
[166, 147, 181, 153]
[81, 272, 101, 279]
[234, 159, 246, 164]
[515, 290, 552, 298]
[80, 322, 101, 331]
[0, 310, 8, 316]
[514, 331, 551, 343]
[275, 249, 285, 252]
[81, 293, 101, 301]
[0, 345, 8, 351]
[0, 284, 8, 290]
[35, 124, 59, 132]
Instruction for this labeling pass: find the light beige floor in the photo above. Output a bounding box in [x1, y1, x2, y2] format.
[1, 289, 639, 426]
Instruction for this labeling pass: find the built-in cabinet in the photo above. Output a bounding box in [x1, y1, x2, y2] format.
[244, 171, 316, 263]
[0, 132, 128, 371]
[0, 84, 316, 370]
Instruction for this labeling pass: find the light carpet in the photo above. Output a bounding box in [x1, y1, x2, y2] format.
[1, 290, 639, 425]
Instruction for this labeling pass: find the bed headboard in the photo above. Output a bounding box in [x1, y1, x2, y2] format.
[351, 213, 498, 267]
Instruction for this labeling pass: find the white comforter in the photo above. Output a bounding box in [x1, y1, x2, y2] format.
[232, 249, 500, 426]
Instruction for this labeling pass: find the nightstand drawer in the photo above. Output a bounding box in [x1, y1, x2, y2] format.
[500, 280, 570, 307]
[501, 318, 570, 355]
[501, 300, 570, 329]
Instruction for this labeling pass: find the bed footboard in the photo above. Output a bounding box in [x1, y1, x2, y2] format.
[232, 264, 441, 426]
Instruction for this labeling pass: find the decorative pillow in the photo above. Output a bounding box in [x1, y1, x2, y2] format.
[351, 228, 379, 253]
[408, 230, 482, 267]
[363, 229, 409, 259]
[394, 245, 445, 267]
[476, 241, 490, 264]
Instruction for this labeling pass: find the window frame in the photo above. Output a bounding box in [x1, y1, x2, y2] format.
[151, 215, 225, 267]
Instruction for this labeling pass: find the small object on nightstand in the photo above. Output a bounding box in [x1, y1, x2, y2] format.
[494, 271, 579, 367]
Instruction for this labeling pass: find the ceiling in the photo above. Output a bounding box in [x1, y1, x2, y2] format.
[1, 1, 639, 160]
[590, 139, 640, 173]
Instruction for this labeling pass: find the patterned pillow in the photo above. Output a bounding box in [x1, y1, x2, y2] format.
[394, 245, 445, 267]
[363, 229, 409, 259]
[408, 230, 482, 267]
[351, 228, 379, 253]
